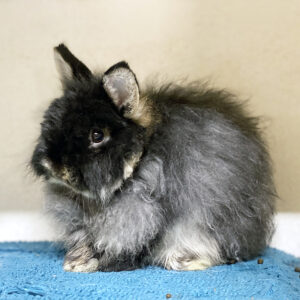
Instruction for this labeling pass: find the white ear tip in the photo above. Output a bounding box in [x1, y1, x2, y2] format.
[54, 51, 73, 81]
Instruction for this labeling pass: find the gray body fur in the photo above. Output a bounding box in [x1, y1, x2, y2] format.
[45, 83, 275, 271]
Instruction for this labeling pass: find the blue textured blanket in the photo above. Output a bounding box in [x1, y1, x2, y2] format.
[0, 242, 299, 299]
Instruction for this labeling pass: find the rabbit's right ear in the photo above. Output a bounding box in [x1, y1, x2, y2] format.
[54, 44, 92, 86]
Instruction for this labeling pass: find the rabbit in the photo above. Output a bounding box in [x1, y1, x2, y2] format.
[31, 44, 276, 273]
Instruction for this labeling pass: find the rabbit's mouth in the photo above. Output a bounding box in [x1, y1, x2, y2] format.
[48, 177, 94, 199]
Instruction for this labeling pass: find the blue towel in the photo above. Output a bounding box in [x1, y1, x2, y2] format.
[0, 242, 299, 299]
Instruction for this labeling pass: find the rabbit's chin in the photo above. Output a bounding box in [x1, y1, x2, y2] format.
[47, 176, 124, 204]
[95, 179, 124, 203]
[48, 177, 96, 200]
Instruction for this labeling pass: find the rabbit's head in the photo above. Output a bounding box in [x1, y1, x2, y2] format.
[31, 44, 154, 203]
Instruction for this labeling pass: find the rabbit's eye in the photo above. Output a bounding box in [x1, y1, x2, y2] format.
[91, 129, 104, 143]
[89, 128, 110, 149]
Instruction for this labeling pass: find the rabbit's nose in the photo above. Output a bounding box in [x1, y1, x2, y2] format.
[40, 159, 80, 188]
[60, 166, 80, 186]
[60, 167, 75, 184]
[61, 166, 70, 181]
[41, 159, 70, 183]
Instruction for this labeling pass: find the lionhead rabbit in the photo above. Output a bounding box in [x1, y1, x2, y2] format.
[31, 44, 276, 272]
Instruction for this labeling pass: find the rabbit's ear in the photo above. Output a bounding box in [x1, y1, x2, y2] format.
[54, 44, 92, 86]
[103, 61, 139, 114]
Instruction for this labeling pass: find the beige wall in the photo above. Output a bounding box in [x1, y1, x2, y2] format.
[0, 0, 299, 211]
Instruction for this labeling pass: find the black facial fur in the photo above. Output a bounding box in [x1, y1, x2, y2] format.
[32, 48, 146, 200]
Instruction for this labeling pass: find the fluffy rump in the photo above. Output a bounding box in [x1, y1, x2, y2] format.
[146, 82, 276, 261]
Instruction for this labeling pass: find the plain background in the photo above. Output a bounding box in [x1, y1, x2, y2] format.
[0, 0, 299, 212]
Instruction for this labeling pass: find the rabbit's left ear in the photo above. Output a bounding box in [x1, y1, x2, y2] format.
[54, 44, 92, 86]
[103, 61, 140, 116]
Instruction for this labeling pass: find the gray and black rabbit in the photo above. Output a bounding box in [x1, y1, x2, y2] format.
[31, 44, 276, 272]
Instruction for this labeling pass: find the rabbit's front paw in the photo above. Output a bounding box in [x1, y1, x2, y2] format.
[64, 257, 99, 273]
[63, 244, 99, 273]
